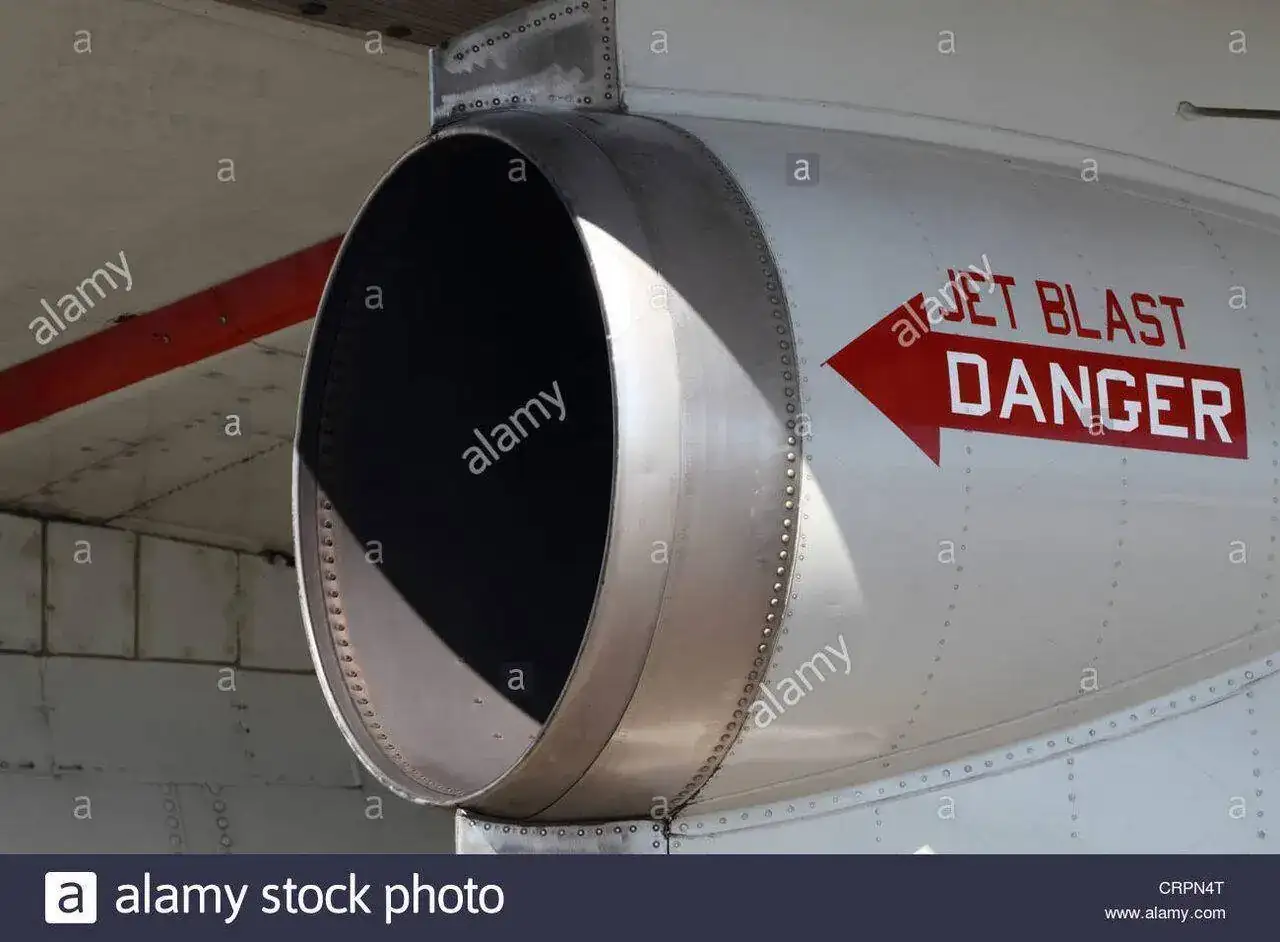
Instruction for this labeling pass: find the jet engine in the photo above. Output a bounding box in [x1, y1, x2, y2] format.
[294, 107, 1280, 823]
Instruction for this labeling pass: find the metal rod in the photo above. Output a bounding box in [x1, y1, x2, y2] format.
[1178, 100, 1280, 120]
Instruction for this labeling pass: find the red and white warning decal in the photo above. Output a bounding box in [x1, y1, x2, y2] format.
[825, 270, 1247, 465]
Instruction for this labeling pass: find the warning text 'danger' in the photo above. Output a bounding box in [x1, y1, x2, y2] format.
[947, 346, 1242, 456]
[824, 291, 1247, 464]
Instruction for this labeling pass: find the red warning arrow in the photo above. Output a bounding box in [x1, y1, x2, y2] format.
[825, 294, 1247, 465]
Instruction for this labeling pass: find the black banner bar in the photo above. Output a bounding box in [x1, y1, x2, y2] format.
[14, 855, 1267, 939]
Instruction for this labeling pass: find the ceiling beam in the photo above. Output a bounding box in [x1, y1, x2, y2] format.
[0, 238, 340, 437]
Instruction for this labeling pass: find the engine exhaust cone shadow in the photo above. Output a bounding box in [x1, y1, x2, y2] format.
[296, 133, 615, 801]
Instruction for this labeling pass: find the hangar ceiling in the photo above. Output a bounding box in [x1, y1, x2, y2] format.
[0, 0, 509, 555]
[13, 0, 1275, 560]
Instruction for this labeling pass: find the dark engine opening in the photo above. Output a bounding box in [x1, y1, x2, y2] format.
[298, 134, 616, 724]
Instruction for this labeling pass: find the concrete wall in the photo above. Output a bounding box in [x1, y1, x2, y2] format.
[0, 512, 453, 852]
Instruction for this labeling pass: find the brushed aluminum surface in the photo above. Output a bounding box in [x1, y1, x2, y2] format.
[295, 109, 799, 820]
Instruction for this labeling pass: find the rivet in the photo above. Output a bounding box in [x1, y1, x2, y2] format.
[787, 437, 796, 445]
[786, 453, 796, 461]
[781, 534, 790, 543]
[786, 469, 795, 478]
[769, 598, 780, 606]
[765, 613, 776, 622]
[779, 550, 788, 560]
[782, 519, 792, 529]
